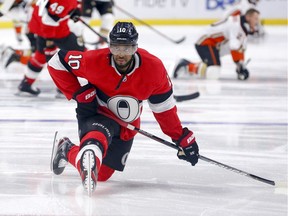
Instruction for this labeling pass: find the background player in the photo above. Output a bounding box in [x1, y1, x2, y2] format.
[16, 0, 85, 96]
[172, 8, 260, 80]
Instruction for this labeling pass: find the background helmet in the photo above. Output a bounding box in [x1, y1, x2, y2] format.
[109, 22, 138, 45]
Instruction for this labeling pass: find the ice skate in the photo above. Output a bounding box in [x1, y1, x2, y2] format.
[79, 149, 98, 196]
[51, 137, 75, 175]
[172, 58, 190, 78]
[1, 46, 20, 68]
[16, 79, 40, 96]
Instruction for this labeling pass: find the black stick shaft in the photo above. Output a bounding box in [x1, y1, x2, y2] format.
[114, 4, 185, 44]
[199, 155, 275, 186]
[129, 123, 275, 186]
[174, 92, 200, 102]
[79, 18, 108, 43]
[98, 110, 275, 186]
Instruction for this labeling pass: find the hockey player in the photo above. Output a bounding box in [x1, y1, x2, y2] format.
[224, 0, 263, 36]
[17, 0, 85, 96]
[48, 22, 199, 194]
[173, 8, 260, 80]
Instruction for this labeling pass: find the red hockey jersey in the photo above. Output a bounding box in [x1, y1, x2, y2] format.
[48, 48, 184, 141]
[28, 0, 77, 39]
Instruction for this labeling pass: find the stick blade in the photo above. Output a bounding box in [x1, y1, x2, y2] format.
[174, 36, 186, 44]
[50, 131, 59, 172]
[174, 92, 200, 102]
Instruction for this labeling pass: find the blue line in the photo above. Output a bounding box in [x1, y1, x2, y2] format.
[0, 119, 286, 126]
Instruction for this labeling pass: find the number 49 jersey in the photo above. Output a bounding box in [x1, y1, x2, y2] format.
[29, 0, 77, 38]
[48, 48, 184, 141]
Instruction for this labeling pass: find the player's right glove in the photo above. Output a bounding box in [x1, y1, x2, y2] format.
[73, 83, 98, 118]
[236, 61, 249, 80]
[175, 127, 199, 166]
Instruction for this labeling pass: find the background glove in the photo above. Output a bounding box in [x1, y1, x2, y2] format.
[175, 127, 199, 166]
[70, 8, 81, 23]
[236, 62, 249, 80]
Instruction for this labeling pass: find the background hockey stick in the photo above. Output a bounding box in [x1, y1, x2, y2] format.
[78, 18, 108, 43]
[174, 92, 200, 102]
[114, 4, 186, 44]
[98, 110, 276, 186]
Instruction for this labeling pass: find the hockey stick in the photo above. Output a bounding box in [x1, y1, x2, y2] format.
[78, 18, 108, 43]
[98, 110, 275, 186]
[114, 4, 186, 44]
[174, 92, 200, 102]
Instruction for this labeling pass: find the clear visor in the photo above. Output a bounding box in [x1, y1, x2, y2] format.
[109, 44, 138, 55]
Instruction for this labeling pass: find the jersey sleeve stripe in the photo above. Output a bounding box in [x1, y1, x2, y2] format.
[58, 50, 73, 72]
[48, 50, 70, 72]
[148, 88, 173, 104]
[148, 94, 175, 114]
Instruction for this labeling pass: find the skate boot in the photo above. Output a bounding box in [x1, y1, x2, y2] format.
[52, 137, 75, 175]
[173, 58, 190, 78]
[79, 149, 99, 195]
[1, 47, 20, 68]
[17, 78, 40, 96]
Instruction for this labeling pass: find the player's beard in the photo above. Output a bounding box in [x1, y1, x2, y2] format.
[113, 55, 134, 72]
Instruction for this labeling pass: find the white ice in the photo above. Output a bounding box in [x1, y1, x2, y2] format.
[0, 25, 287, 216]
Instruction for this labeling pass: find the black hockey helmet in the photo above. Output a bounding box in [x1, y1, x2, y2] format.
[109, 22, 138, 45]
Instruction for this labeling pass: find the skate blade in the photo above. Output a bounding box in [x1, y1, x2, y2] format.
[82, 150, 96, 196]
[50, 131, 59, 172]
[14, 91, 39, 97]
[87, 151, 92, 197]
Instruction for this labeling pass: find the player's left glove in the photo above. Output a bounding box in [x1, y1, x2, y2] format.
[73, 83, 98, 118]
[236, 61, 249, 80]
[175, 127, 199, 166]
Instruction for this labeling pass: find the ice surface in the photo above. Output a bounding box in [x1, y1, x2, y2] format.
[0, 25, 287, 216]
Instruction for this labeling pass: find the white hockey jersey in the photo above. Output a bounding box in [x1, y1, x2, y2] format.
[196, 15, 248, 62]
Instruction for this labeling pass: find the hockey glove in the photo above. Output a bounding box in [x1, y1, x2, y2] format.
[70, 8, 81, 23]
[73, 83, 98, 118]
[236, 62, 249, 80]
[175, 127, 199, 166]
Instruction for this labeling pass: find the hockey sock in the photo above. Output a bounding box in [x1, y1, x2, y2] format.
[98, 164, 115, 182]
[188, 63, 198, 74]
[66, 145, 80, 167]
[24, 75, 36, 85]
